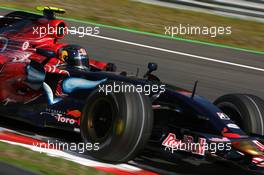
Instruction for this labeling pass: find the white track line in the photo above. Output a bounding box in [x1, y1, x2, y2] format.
[0, 14, 262, 72]
[81, 33, 264, 72]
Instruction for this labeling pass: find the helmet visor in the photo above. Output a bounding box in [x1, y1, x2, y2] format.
[74, 48, 89, 69]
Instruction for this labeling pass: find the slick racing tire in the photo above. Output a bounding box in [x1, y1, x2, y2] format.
[80, 81, 153, 162]
[214, 94, 264, 136]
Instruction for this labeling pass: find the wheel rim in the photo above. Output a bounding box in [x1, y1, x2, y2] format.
[87, 97, 116, 142]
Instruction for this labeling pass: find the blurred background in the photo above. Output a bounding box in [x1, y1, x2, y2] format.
[0, 0, 263, 51]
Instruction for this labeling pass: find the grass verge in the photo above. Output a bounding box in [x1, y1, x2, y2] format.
[0, 0, 263, 53]
[0, 142, 111, 175]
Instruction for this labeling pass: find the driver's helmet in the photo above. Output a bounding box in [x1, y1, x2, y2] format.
[59, 45, 89, 70]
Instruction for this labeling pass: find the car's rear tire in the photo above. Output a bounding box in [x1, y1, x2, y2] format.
[214, 94, 264, 136]
[80, 81, 153, 162]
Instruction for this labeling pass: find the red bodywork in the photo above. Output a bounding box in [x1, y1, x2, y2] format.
[0, 12, 108, 104]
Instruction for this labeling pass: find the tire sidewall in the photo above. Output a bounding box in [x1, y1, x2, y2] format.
[80, 81, 153, 162]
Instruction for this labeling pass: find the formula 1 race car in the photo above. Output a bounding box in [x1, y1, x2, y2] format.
[1, 7, 264, 174]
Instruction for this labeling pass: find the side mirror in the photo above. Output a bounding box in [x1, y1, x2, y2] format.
[36, 48, 56, 58]
[144, 62, 158, 78]
[148, 62, 158, 72]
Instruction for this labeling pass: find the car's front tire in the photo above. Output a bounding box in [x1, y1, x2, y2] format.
[214, 94, 264, 136]
[80, 81, 153, 162]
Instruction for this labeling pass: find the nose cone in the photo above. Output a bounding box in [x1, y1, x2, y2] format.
[232, 140, 263, 156]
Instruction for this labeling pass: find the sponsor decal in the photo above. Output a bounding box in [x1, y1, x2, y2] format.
[45, 108, 65, 114]
[40, 108, 81, 126]
[162, 133, 232, 155]
[66, 110, 81, 118]
[227, 123, 240, 129]
[22, 41, 30, 51]
[209, 137, 230, 142]
[252, 156, 264, 167]
[162, 133, 206, 156]
[54, 114, 79, 125]
[11, 52, 32, 63]
[162, 133, 181, 149]
[217, 112, 230, 120]
[221, 128, 243, 138]
[253, 140, 264, 151]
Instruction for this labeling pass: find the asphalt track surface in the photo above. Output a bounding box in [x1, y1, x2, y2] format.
[65, 22, 264, 101]
[0, 9, 264, 175]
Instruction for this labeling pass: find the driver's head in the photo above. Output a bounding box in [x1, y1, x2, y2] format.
[59, 45, 89, 70]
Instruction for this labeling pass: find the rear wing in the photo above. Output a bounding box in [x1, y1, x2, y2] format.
[36, 6, 65, 19]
